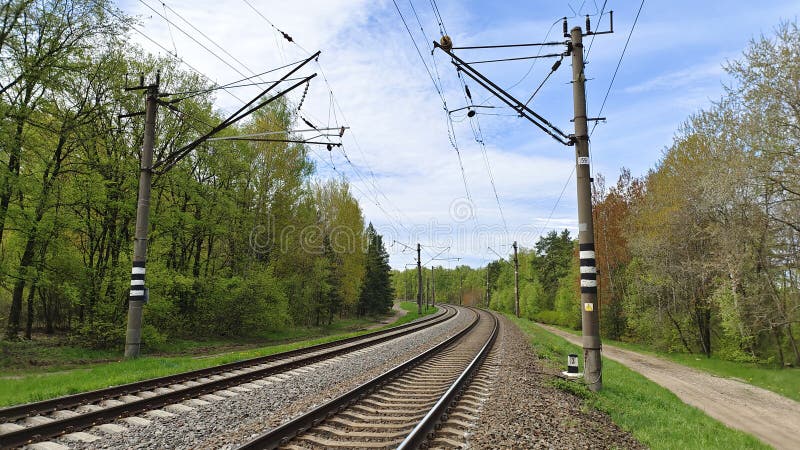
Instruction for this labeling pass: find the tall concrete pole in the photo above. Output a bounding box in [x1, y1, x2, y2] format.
[124, 77, 158, 358]
[416, 243, 422, 314]
[570, 26, 602, 391]
[513, 241, 520, 317]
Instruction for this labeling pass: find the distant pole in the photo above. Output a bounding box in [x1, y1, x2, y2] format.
[416, 243, 422, 314]
[513, 241, 520, 317]
[124, 74, 159, 358]
[426, 273, 430, 310]
[571, 26, 602, 392]
[431, 266, 436, 307]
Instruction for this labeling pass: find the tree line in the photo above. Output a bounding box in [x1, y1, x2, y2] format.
[0, 0, 394, 349]
[591, 22, 799, 365]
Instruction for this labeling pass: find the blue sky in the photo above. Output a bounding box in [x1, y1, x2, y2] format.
[119, 0, 800, 268]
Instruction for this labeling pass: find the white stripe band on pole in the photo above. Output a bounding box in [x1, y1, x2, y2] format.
[580, 279, 597, 288]
[130, 289, 145, 296]
[131, 279, 145, 286]
[580, 266, 597, 274]
[132, 267, 146, 274]
[579, 250, 595, 259]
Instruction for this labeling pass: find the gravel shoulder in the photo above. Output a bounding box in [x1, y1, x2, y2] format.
[466, 315, 644, 449]
[538, 323, 800, 450]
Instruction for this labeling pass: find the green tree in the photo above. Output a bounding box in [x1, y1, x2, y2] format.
[358, 223, 393, 316]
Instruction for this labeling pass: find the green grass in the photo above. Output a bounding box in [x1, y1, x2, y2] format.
[510, 315, 769, 450]
[391, 301, 437, 327]
[0, 302, 437, 407]
[540, 322, 800, 402]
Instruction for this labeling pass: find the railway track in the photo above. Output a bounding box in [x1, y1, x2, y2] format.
[237, 308, 498, 450]
[0, 305, 454, 449]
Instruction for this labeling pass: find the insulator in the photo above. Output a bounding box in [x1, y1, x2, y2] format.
[464, 84, 472, 100]
[297, 81, 310, 111]
[551, 59, 562, 72]
[586, 15, 591, 33]
[467, 109, 476, 118]
[562, 18, 568, 36]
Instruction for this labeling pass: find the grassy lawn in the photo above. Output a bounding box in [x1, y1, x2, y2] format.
[510, 315, 769, 450]
[540, 322, 800, 402]
[390, 301, 437, 327]
[0, 301, 436, 407]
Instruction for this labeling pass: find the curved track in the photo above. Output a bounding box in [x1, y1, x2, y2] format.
[0, 306, 454, 449]
[237, 307, 498, 450]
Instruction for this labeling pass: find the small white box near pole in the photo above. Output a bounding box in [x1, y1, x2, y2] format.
[562, 353, 583, 378]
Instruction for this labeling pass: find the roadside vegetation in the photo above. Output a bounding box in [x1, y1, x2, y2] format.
[510, 315, 769, 450]
[0, 301, 434, 407]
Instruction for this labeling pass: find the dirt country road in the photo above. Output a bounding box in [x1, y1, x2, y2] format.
[538, 323, 800, 450]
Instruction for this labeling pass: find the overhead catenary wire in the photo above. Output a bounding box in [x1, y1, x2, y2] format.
[524, 56, 564, 107]
[238, 0, 418, 243]
[161, 1, 259, 78]
[464, 52, 565, 65]
[100, 4, 247, 105]
[451, 41, 565, 50]
[408, 0, 512, 245]
[307, 145, 415, 239]
[138, 0, 252, 81]
[590, 0, 644, 137]
[393, 0, 475, 210]
[584, 0, 608, 61]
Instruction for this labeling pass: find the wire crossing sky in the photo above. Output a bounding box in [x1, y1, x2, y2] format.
[119, 0, 800, 268]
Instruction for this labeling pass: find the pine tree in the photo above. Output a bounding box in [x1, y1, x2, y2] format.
[358, 223, 394, 316]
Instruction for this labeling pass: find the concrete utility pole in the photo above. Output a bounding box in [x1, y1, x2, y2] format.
[416, 243, 422, 314]
[513, 241, 520, 318]
[124, 75, 159, 359]
[570, 26, 602, 392]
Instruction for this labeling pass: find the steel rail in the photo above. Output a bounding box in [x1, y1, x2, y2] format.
[235, 307, 489, 450]
[397, 309, 499, 449]
[0, 307, 453, 448]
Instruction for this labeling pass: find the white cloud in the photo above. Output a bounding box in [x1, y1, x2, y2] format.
[623, 61, 726, 95]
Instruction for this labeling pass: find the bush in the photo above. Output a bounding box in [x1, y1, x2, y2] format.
[69, 321, 124, 349]
[194, 268, 291, 337]
[141, 324, 168, 350]
[534, 310, 580, 329]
